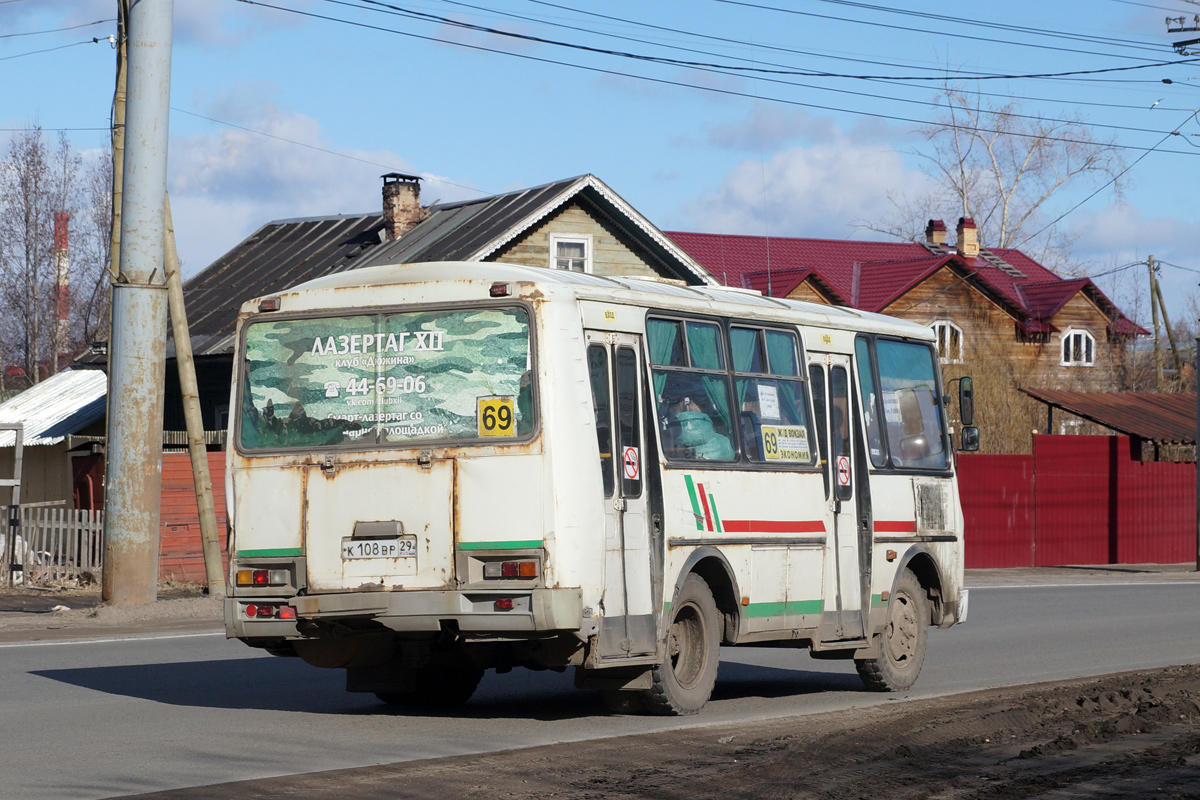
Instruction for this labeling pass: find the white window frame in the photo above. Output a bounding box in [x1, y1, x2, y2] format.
[930, 320, 963, 364]
[548, 232, 593, 274]
[1060, 329, 1095, 367]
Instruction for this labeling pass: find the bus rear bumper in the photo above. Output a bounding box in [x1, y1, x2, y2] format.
[226, 587, 584, 640]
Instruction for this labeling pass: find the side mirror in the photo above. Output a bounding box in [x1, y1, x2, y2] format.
[958, 376, 975, 427]
[960, 426, 980, 452]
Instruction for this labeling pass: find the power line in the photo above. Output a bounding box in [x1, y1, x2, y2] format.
[343, 0, 1196, 83]
[440, 0, 1199, 113]
[1014, 110, 1200, 249]
[0, 38, 110, 62]
[0, 19, 114, 39]
[709, 0, 1173, 63]
[244, 0, 1200, 156]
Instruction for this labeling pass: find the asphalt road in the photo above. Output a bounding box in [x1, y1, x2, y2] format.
[3, 580, 1200, 800]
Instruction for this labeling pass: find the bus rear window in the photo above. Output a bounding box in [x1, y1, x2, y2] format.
[238, 307, 533, 451]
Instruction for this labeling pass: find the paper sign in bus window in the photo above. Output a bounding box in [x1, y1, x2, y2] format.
[760, 425, 810, 462]
[757, 384, 781, 421]
[478, 396, 517, 437]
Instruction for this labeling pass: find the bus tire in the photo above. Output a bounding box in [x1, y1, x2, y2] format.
[375, 663, 484, 708]
[642, 574, 720, 716]
[855, 569, 928, 692]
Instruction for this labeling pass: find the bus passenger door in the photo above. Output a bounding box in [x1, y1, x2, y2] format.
[819, 357, 866, 641]
[586, 332, 657, 660]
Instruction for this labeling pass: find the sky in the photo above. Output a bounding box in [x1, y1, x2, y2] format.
[4, 0, 1200, 328]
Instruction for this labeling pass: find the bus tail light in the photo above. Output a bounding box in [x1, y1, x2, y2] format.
[236, 569, 290, 587]
[494, 598, 514, 611]
[483, 560, 538, 579]
[244, 604, 297, 620]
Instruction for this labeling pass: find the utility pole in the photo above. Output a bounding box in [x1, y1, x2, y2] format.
[102, 0, 174, 606]
[1150, 256, 1164, 391]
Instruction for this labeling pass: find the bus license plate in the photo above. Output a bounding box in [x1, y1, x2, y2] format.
[341, 536, 416, 560]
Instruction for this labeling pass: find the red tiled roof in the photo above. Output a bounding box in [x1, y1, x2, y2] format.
[665, 231, 1143, 336]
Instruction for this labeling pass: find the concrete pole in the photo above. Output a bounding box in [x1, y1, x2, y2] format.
[102, 0, 174, 606]
[163, 194, 225, 596]
[1195, 336, 1199, 573]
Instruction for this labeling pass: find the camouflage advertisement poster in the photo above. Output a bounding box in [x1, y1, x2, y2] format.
[240, 308, 532, 449]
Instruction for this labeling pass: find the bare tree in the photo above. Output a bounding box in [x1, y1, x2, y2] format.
[75, 154, 113, 346]
[861, 87, 1127, 273]
[0, 127, 90, 383]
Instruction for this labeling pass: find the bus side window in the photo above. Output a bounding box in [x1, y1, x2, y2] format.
[808, 365, 830, 498]
[587, 345, 615, 498]
[854, 337, 886, 467]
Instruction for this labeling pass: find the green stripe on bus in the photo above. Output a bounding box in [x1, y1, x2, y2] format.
[744, 600, 824, 618]
[708, 494, 724, 534]
[458, 540, 544, 551]
[684, 475, 704, 531]
[872, 593, 885, 607]
[236, 548, 303, 558]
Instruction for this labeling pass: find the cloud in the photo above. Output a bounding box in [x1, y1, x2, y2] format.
[679, 138, 934, 239]
[167, 90, 476, 276]
[702, 107, 917, 151]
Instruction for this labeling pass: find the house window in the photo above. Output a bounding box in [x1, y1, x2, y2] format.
[931, 321, 963, 364]
[549, 233, 592, 273]
[1061, 329, 1095, 367]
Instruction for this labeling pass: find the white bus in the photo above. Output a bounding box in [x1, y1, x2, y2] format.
[224, 261, 975, 715]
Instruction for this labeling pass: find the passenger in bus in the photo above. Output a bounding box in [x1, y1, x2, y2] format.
[660, 382, 734, 461]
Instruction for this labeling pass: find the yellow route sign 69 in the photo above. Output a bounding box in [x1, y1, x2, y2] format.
[477, 395, 516, 437]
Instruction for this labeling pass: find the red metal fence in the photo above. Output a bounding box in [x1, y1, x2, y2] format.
[959, 435, 1195, 568]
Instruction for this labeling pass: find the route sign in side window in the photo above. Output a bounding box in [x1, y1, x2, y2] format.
[239, 307, 533, 450]
[731, 326, 813, 466]
[874, 339, 949, 471]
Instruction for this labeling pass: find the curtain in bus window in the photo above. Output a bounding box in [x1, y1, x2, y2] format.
[854, 338, 887, 467]
[647, 318, 682, 397]
[875, 339, 949, 470]
[765, 330, 798, 376]
[587, 345, 615, 498]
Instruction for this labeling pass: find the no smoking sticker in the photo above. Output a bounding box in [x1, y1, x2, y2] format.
[836, 455, 851, 486]
[622, 446, 640, 480]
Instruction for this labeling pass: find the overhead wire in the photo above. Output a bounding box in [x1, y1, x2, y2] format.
[1014, 110, 1200, 249]
[709, 0, 1173, 63]
[239, 0, 1200, 158]
[0, 20, 114, 39]
[300, 0, 1200, 142]
[440, 0, 1199, 112]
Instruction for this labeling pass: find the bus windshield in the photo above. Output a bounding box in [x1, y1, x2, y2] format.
[238, 306, 533, 451]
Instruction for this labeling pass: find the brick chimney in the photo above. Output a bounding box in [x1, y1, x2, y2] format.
[955, 217, 979, 259]
[924, 219, 947, 246]
[382, 172, 423, 241]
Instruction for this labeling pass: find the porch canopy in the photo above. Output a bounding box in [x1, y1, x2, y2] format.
[1020, 388, 1196, 448]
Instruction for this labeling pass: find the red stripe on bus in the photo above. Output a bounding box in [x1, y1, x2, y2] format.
[697, 483, 714, 532]
[874, 520, 917, 533]
[722, 519, 826, 534]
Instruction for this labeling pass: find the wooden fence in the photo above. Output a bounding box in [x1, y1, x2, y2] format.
[1, 506, 104, 588]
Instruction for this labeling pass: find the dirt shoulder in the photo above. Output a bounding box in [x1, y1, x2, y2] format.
[0, 584, 222, 642]
[119, 663, 1200, 799]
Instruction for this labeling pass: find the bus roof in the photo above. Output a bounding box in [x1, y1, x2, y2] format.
[253, 261, 934, 340]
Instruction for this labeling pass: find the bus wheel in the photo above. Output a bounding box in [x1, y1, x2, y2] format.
[855, 569, 928, 692]
[375, 663, 484, 708]
[642, 574, 720, 716]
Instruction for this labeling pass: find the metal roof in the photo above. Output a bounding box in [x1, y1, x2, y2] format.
[0, 370, 107, 447]
[1021, 388, 1197, 444]
[181, 213, 386, 355]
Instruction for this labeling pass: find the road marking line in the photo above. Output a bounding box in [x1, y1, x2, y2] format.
[0, 630, 225, 649]
[968, 582, 1200, 590]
